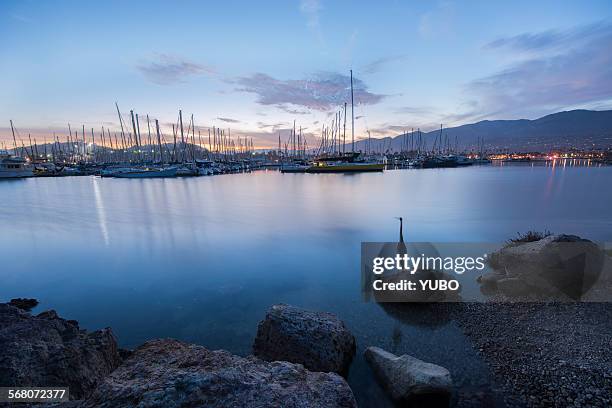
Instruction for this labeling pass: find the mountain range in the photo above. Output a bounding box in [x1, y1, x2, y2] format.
[353, 109, 612, 153]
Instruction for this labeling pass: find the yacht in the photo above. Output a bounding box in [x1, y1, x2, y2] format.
[100, 166, 178, 178]
[0, 150, 33, 178]
[280, 159, 310, 173]
[307, 152, 384, 173]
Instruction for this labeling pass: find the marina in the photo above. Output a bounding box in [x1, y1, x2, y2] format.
[3, 1, 612, 405]
[5, 68, 607, 181]
[3, 112, 610, 180]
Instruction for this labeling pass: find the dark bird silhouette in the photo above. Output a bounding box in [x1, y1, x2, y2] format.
[395, 217, 407, 254]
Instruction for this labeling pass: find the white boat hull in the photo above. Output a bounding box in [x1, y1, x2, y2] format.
[0, 169, 34, 178]
[103, 167, 178, 178]
[115, 168, 177, 178]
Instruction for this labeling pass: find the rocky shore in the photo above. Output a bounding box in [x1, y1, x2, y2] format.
[82, 338, 356, 408]
[0, 302, 121, 400]
[453, 301, 612, 408]
[1, 300, 458, 407]
[452, 234, 612, 407]
[0, 302, 358, 408]
[3, 298, 610, 408]
[3, 232, 610, 408]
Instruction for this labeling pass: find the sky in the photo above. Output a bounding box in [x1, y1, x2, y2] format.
[1, 0, 612, 148]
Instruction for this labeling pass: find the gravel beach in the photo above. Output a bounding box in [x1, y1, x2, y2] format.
[453, 302, 612, 408]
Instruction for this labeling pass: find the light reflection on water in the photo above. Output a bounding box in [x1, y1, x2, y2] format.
[1, 164, 611, 407]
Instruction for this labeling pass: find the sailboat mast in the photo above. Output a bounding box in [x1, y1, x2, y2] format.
[350, 69, 355, 153]
[292, 120, 296, 157]
[191, 114, 196, 162]
[115, 103, 127, 161]
[9, 120, 17, 154]
[82, 124, 86, 162]
[146, 115, 152, 161]
[179, 110, 185, 163]
[155, 119, 163, 164]
[130, 110, 138, 162]
[298, 126, 302, 158]
[91, 128, 95, 163]
[343, 102, 347, 154]
[135, 114, 142, 149]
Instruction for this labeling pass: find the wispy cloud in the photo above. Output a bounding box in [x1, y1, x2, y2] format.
[418, 1, 455, 39]
[234, 72, 385, 113]
[369, 125, 410, 136]
[300, 0, 323, 45]
[277, 105, 311, 115]
[484, 21, 611, 53]
[467, 22, 612, 118]
[137, 54, 214, 85]
[394, 106, 433, 115]
[361, 55, 409, 74]
[217, 117, 241, 123]
[230, 128, 317, 149]
[369, 122, 441, 137]
[257, 121, 287, 129]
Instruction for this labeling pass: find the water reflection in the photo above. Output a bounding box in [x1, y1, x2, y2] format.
[1, 164, 611, 407]
[92, 177, 109, 246]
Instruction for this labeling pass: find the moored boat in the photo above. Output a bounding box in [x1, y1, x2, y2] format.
[307, 160, 384, 173]
[280, 159, 311, 173]
[101, 166, 178, 178]
[175, 164, 199, 177]
[0, 150, 33, 178]
[307, 153, 384, 173]
[422, 155, 458, 168]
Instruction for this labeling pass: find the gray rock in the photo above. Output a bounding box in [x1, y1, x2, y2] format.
[253, 304, 356, 374]
[0, 303, 121, 399]
[81, 338, 357, 408]
[364, 346, 452, 402]
[485, 234, 606, 300]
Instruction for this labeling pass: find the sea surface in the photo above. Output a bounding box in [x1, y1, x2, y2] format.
[2, 161, 611, 406]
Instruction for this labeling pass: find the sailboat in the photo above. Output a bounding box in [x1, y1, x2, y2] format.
[308, 70, 384, 173]
[2, 121, 34, 178]
[280, 124, 311, 173]
[308, 152, 384, 173]
[100, 166, 178, 178]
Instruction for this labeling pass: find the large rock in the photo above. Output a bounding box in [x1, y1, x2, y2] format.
[0, 303, 121, 399]
[364, 346, 452, 403]
[81, 338, 357, 408]
[252, 304, 356, 374]
[483, 234, 607, 300]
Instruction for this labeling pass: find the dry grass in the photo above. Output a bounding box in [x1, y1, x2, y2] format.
[505, 230, 551, 247]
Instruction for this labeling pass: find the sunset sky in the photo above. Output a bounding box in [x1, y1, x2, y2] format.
[1, 0, 611, 148]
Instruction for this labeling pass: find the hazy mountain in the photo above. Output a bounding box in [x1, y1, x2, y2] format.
[354, 110, 612, 153]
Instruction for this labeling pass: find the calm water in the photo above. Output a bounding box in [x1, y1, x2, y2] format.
[2, 163, 611, 406]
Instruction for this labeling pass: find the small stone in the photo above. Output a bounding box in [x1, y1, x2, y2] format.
[364, 346, 452, 402]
